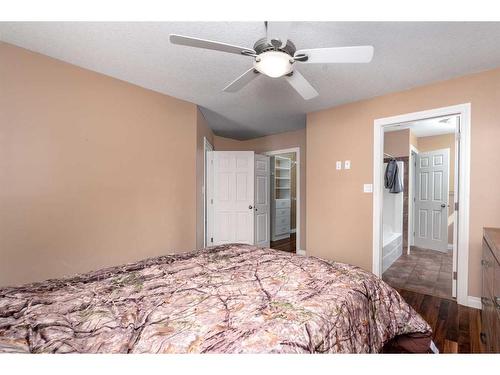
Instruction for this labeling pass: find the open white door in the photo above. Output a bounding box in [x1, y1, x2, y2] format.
[414, 148, 450, 252]
[452, 117, 460, 298]
[254, 155, 270, 248]
[209, 151, 255, 246]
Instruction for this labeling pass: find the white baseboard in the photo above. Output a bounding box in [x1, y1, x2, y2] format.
[466, 296, 482, 310]
[447, 243, 453, 250]
[296, 249, 306, 256]
[290, 228, 296, 234]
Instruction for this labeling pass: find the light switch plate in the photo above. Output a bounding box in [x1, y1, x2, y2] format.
[336, 161, 342, 170]
[363, 184, 373, 193]
[344, 160, 351, 169]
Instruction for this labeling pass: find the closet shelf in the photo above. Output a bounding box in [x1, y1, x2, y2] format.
[271, 155, 292, 242]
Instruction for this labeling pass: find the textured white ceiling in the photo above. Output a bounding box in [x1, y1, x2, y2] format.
[1, 22, 500, 139]
[386, 116, 456, 137]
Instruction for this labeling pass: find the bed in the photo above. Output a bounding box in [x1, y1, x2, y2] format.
[0, 244, 432, 353]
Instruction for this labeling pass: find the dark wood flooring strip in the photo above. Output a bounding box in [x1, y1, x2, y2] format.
[270, 233, 296, 253]
[446, 299, 459, 343]
[396, 288, 482, 353]
[433, 299, 450, 351]
[457, 305, 471, 353]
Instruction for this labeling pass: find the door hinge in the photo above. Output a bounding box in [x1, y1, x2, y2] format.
[210, 237, 213, 243]
[453, 271, 457, 280]
[455, 202, 459, 211]
[210, 198, 213, 204]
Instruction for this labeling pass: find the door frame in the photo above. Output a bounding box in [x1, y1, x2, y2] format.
[408, 145, 419, 254]
[264, 147, 301, 254]
[203, 137, 214, 247]
[254, 154, 271, 248]
[373, 103, 472, 308]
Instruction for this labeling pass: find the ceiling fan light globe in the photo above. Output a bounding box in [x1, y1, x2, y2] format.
[254, 51, 292, 78]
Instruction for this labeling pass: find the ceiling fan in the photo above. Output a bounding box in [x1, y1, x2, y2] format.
[169, 22, 374, 100]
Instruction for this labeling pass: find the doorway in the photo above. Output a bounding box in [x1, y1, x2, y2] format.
[373, 104, 472, 307]
[382, 117, 456, 299]
[265, 148, 300, 254]
[205, 148, 300, 254]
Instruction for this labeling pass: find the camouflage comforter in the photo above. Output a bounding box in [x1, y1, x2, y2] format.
[0, 244, 430, 353]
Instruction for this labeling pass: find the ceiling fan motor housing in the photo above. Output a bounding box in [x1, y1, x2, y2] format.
[253, 37, 296, 56]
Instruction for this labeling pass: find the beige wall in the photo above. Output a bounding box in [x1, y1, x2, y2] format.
[214, 128, 307, 249]
[409, 129, 419, 149]
[384, 129, 410, 157]
[195, 109, 214, 249]
[0, 43, 198, 287]
[307, 67, 500, 298]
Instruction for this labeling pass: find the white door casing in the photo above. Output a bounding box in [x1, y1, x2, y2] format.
[203, 137, 214, 247]
[414, 148, 450, 252]
[210, 151, 255, 246]
[254, 155, 270, 248]
[374, 103, 471, 308]
[452, 116, 460, 298]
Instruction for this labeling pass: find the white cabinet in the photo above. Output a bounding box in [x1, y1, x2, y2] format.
[271, 156, 291, 241]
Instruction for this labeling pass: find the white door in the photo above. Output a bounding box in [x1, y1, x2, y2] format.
[254, 155, 270, 248]
[414, 148, 450, 252]
[209, 151, 255, 246]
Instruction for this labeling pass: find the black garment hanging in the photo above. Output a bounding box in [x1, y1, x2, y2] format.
[384, 159, 403, 193]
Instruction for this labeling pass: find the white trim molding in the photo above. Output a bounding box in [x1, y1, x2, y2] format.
[373, 103, 471, 307]
[264, 147, 301, 255]
[203, 137, 214, 248]
[297, 249, 306, 256]
[407, 145, 419, 253]
[467, 296, 482, 310]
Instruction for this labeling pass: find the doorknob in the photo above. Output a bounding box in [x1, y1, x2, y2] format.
[248, 205, 253, 210]
[441, 204, 446, 208]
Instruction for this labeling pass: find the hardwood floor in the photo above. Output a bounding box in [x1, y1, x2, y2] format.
[396, 288, 483, 353]
[270, 232, 296, 253]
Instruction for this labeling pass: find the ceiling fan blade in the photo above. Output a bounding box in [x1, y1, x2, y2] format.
[294, 46, 374, 64]
[266, 22, 292, 48]
[170, 34, 255, 56]
[285, 70, 318, 100]
[223, 68, 260, 92]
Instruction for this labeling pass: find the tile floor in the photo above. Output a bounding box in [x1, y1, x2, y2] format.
[382, 246, 453, 299]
